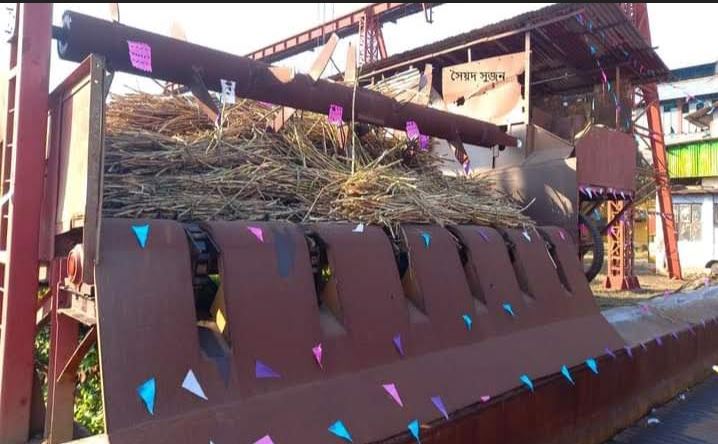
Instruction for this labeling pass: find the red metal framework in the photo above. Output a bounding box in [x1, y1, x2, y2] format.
[246, 3, 439, 64]
[621, 2, 682, 280]
[604, 201, 640, 290]
[0, 3, 53, 442]
[358, 6, 387, 67]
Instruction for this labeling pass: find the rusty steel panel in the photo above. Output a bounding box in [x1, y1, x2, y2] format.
[312, 224, 411, 368]
[399, 225, 476, 348]
[393, 318, 718, 444]
[451, 226, 538, 334]
[94, 219, 201, 432]
[575, 126, 636, 192]
[204, 221, 322, 397]
[93, 219, 629, 444]
[41, 55, 106, 286]
[486, 157, 579, 237]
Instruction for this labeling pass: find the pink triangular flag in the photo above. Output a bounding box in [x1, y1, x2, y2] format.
[248, 226, 264, 242]
[480, 395, 491, 403]
[312, 343, 323, 369]
[254, 436, 274, 444]
[383, 383, 404, 407]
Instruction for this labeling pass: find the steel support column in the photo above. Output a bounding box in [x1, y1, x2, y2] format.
[0, 3, 53, 442]
[621, 2, 682, 279]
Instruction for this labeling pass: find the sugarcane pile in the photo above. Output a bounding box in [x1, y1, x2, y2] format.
[103, 93, 533, 229]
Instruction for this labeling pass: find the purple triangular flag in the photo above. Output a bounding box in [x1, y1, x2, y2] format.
[605, 347, 616, 359]
[255, 360, 280, 379]
[431, 395, 449, 420]
[393, 334, 405, 357]
[478, 229, 489, 242]
[625, 346, 633, 358]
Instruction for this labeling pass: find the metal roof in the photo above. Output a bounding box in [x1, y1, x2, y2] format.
[360, 3, 669, 94]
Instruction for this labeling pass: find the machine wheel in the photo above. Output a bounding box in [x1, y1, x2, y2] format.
[579, 213, 604, 282]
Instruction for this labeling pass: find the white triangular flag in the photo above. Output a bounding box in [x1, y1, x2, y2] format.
[182, 369, 208, 400]
[353, 223, 364, 233]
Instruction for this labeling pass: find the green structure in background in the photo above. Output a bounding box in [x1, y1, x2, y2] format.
[667, 139, 718, 178]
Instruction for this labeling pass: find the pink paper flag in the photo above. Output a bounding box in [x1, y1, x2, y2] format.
[127, 41, 152, 72]
[248, 226, 264, 242]
[480, 395, 491, 403]
[406, 121, 420, 140]
[313, 343, 323, 369]
[254, 436, 275, 444]
[383, 383, 404, 407]
[559, 230, 566, 241]
[329, 104, 343, 126]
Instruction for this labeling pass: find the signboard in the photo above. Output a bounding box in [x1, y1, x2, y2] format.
[442, 52, 526, 126]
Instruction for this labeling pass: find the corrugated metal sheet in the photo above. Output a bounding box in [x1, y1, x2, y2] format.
[667, 139, 718, 178]
[360, 3, 669, 92]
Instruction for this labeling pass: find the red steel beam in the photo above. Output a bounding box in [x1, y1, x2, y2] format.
[0, 3, 53, 442]
[55, 11, 517, 148]
[246, 3, 441, 63]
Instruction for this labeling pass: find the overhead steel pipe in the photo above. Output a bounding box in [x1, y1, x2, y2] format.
[54, 11, 517, 148]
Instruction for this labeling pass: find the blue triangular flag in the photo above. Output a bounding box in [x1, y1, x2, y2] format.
[421, 232, 431, 248]
[502, 303, 515, 318]
[408, 419, 420, 443]
[132, 224, 150, 249]
[586, 358, 598, 375]
[137, 377, 156, 415]
[520, 374, 534, 392]
[462, 314, 472, 331]
[561, 365, 574, 385]
[328, 420, 352, 442]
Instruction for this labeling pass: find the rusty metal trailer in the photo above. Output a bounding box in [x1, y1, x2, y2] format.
[0, 3, 715, 444]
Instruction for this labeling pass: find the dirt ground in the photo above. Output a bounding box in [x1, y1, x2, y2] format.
[591, 256, 712, 310]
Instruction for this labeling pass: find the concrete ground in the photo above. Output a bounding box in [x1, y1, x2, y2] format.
[591, 257, 711, 310]
[602, 285, 718, 443]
